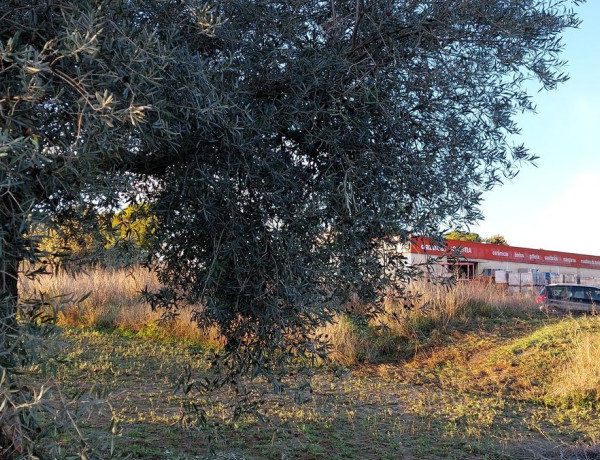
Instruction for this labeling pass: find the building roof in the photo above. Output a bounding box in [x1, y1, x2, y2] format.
[407, 236, 600, 270]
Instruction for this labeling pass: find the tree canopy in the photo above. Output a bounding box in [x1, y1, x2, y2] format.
[485, 234, 509, 246]
[2, 0, 583, 393]
[143, 0, 582, 388]
[444, 231, 482, 243]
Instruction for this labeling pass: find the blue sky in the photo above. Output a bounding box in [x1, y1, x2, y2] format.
[471, 1, 600, 256]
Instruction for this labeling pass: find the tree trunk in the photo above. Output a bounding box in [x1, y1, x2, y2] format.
[1, 253, 19, 335]
[1, 185, 22, 336]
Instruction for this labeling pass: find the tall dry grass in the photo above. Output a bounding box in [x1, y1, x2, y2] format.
[324, 280, 538, 365]
[389, 279, 537, 327]
[19, 266, 222, 347]
[20, 267, 538, 364]
[550, 323, 600, 405]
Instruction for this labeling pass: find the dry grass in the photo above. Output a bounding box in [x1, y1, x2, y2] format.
[17, 268, 600, 458]
[550, 324, 600, 404]
[20, 267, 539, 365]
[19, 266, 222, 347]
[387, 279, 537, 335]
[324, 280, 537, 365]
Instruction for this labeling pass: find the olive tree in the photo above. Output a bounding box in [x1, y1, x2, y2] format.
[1, 0, 583, 424]
[139, 0, 583, 393]
[1, 0, 224, 325]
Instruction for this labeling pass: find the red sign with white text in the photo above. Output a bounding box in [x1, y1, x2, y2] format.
[410, 237, 600, 270]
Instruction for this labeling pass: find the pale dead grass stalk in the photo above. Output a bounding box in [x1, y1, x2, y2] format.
[323, 280, 537, 365]
[551, 327, 600, 403]
[19, 266, 222, 347]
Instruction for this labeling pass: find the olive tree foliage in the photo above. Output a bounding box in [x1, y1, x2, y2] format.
[1, 0, 221, 308]
[140, 0, 582, 392]
[0, 0, 583, 415]
[1, 1, 222, 456]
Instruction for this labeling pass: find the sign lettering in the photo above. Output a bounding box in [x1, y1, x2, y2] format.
[409, 237, 600, 270]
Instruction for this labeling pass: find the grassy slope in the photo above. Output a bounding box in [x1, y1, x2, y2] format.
[36, 310, 600, 460]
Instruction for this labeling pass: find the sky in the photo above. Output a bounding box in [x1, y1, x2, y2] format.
[470, 1, 600, 256]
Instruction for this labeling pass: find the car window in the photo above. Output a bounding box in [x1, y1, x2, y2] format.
[571, 286, 591, 303]
[546, 285, 600, 303]
[548, 286, 569, 300]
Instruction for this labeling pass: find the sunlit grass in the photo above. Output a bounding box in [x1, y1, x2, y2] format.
[549, 320, 600, 406]
[18, 267, 600, 458]
[19, 265, 222, 347]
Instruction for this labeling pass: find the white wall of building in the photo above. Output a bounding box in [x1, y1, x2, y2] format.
[404, 253, 600, 286]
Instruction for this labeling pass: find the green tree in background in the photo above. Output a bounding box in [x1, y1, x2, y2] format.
[444, 231, 482, 243]
[33, 203, 156, 268]
[444, 232, 509, 245]
[485, 235, 509, 246]
[108, 204, 155, 250]
[103, 203, 157, 266]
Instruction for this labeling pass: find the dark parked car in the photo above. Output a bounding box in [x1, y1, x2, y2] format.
[536, 283, 600, 312]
